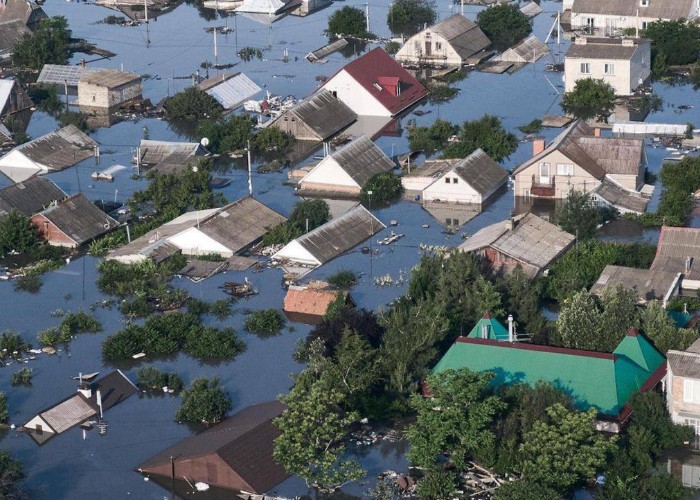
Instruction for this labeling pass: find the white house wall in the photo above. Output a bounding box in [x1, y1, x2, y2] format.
[24, 415, 54, 434]
[422, 170, 484, 204]
[395, 32, 463, 66]
[168, 227, 233, 257]
[300, 157, 360, 189]
[322, 70, 392, 117]
[401, 175, 437, 192]
[273, 239, 321, 266]
[0, 150, 46, 182]
[565, 56, 633, 96]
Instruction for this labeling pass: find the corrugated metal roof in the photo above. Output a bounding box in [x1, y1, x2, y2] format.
[520, 1, 543, 18]
[325, 135, 395, 187]
[38, 193, 119, 245]
[37, 64, 96, 87]
[651, 227, 700, 277]
[39, 394, 96, 434]
[572, 0, 694, 20]
[594, 177, 648, 213]
[0, 176, 66, 217]
[668, 351, 700, 379]
[79, 68, 141, 89]
[197, 72, 261, 111]
[429, 14, 491, 61]
[138, 140, 205, 166]
[12, 125, 98, 171]
[307, 38, 348, 62]
[590, 264, 678, 302]
[499, 35, 549, 63]
[0, 19, 31, 55]
[272, 89, 356, 141]
[452, 148, 508, 195]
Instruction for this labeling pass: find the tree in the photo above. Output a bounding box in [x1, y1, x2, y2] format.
[407, 368, 505, 469]
[274, 383, 364, 492]
[12, 16, 72, 69]
[641, 301, 699, 354]
[416, 471, 457, 499]
[307, 307, 384, 357]
[643, 20, 700, 69]
[407, 119, 458, 153]
[520, 404, 616, 492]
[502, 268, 548, 341]
[361, 172, 402, 205]
[251, 126, 293, 152]
[0, 451, 24, 500]
[443, 115, 518, 162]
[196, 114, 256, 153]
[0, 392, 7, 424]
[163, 87, 224, 120]
[327, 6, 373, 38]
[494, 480, 563, 500]
[0, 210, 39, 255]
[477, 4, 531, 51]
[244, 309, 286, 336]
[262, 199, 330, 245]
[561, 78, 616, 121]
[556, 189, 609, 240]
[387, 0, 436, 36]
[175, 378, 232, 424]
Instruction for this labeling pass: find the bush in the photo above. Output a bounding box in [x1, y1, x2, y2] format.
[561, 78, 616, 121]
[0, 210, 39, 256]
[0, 331, 30, 354]
[210, 299, 232, 319]
[643, 20, 700, 69]
[0, 392, 7, 424]
[251, 126, 293, 153]
[11, 368, 32, 386]
[328, 6, 373, 38]
[408, 119, 458, 153]
[327, 269, 358, 289]
[416, 471, 457, 500]
[37, 327, 63, 346]
[384, 41, 400, 54]
[57, 110, 91, 133]
[60, 311, 101, 337]
[176, 378, 232, 424]
[262, 199, 330, 246]
[136, 366, 184, 392]
[361, 173, 402, 205]
[163, 87, 223, 120]
[183, 326, 245, 359]
[477, 4, 531, 50]
[245, 309, 286, 336]
[518, 119, 543, 134]
[443, 115, 518, 162]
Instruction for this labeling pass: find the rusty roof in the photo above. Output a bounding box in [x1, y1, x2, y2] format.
[283, 286, 345, 317]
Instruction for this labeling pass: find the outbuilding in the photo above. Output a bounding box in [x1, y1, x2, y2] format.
[77, 69, 142, 110]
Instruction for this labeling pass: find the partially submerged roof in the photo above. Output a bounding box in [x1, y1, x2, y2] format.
[91, 369, 139, 411]
[572, 0, 694, 20]
[272, 89, 357, 141]
[566, 37, 650, 61]
[0, 19, 31, 55]
[590, 264, 679, 302]
[138, 139, 206, 166]
[36, 193, 119, 246]
[196, 72, 262, 111]
[434, 329, 666, 417]
[283, 286, 345, 317]
[403, 158, 462, 179]
[327, 48, 428, 116]
[139, 401, 289, 495]
[452, 148, 508, 195]
[37, 64, 96, 87]
[0, 176, 66, 217]
[79, 68, 141, 89]
[429, 14, 490, 61]
[651, 226, 700, 278]
[37, 393, 97, 434]
[594, 177, 649, 214]
[9, 125, 98, 171]
[520, 1, 543, 18]
[498, 35, 549, 63]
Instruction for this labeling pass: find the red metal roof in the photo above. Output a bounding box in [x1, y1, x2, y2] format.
[328, 48, 428, 116]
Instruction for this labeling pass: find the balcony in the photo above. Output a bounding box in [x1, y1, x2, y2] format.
[531, 174, 556, 197]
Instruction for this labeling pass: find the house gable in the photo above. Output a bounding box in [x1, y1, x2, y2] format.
[423, 167, 482, 204]
[167, 227, 234, 257]
[322, 69, 392, 117]
[300, 156, 361, 190]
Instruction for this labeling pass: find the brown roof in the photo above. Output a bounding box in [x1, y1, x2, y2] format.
[138, 401, 289, 495]
[594, 178, 649, 214]
[283, 287, 345, 317]
[0, 0, 46, 26]
[566, 38, 649, 61]
[36, 193, 119, 245]
[91, 369, 139, 411]
[572, 0, 695, 20]
[79, 69, 141, 89]
[0, 176, 66, 217]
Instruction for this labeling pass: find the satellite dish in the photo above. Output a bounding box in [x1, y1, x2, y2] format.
[200, 137, 210, 147]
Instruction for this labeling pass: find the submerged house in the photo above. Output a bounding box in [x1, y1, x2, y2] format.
[321, 48, 428, 117]
[108, 196, 286, 263]
[458, 213, 575, 278]
[77, 69, 143, 110]
[23, 370, 138, 445]
[135, 139, 209, 174]
[0, 176, 66, 218]
[37, 64, 96, 92]
[667, 338, 700, 435]
[297, 135, 395, 198]
[267, 89, 356, 142]
[138, 401, 289, 495]
[512, 120, 647, 206]
[497, 35, 549, 64]
[272, 205, 385, 275]
[394, 14, 491, 67]
[401, 148, 507, 205]
[433, 315, 666, 432]
[0, 19, 31, 62]
[283, 285, 353, 324]
[0, 125, 98, 182]
[196, 72, 262, 114]
[0, 77, 34, 145]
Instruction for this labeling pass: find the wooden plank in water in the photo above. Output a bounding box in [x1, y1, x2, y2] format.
[307, 38, 348, 62]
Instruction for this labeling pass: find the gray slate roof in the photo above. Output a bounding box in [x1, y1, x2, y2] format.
[0, 176, 66, 217]
[0, 0, 46, 26]
[0, 19, 31, 55]
[566, 38, 649, 61]
[651, 227, 700, 278]
[452, 148, 508, 195]
[327, 135, 395, 187]
[520, 1, 543, 18]
[594, 178, 649, 213]
[138, 140, 207, 166]
[590, 264, 678, 302]
[79, 69, 141, 89]
[572, 0, 695, 20]
[38, 193, 119, 245]
[14, 125, 98, 171]
[430, 14, 490, 60]
[37, 64, 96, 87]
[499, 35, 549, 63]
[274, 89, 356, 141]
[668, 351, 700, 380]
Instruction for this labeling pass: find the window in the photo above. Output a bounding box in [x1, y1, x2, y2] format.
[580, 62, 591, 74]
[453, 177, 458, 184]
[557, 164, 574, 176]
[604, 63, 615, 75]
[642, 21, 648, 30]
[640, 0, 648, 6]
[92, 95, 96, 102]
[435, 42, 442, 50]
[539, 162, 550, 183]
[684, 379, 700, 403]
[586, 17, 595, 28]
[445, 178, 451, 184]
[686, 418, 700, 436]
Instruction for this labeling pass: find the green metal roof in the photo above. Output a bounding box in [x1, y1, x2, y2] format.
[668, 310, 693, 328]
[467, 314, 510, 341]
[433, 327, 665, 417]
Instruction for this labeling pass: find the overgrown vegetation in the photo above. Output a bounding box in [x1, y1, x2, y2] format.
[244, 309, 286, 336]
[0, 210, 39, 256]
[477, 4, 531, 51]
[196, 114, 293, 154]
[0, 450, 24, 500]
[642, 20, 700, 76]
[518, 119, 542, 134]
[11, 367, 32, 386]
[561, 78, 616, 121]
[361, 172, 402, 205]
[0, 392, 7, 424]
[327, 269, 358, 289]
[176, 378, 232, 424]
[136, 365, 184, 392]
[163, 87, 224, 120]
[238, 46, 263, 61]
[262, 199, 330, 246]
[556, 189, 615, 240]
[12, 17, 72, 70]
[387, 0, 436, 36]
[37, 310, 102, 346]
[327, 6, 373, 38]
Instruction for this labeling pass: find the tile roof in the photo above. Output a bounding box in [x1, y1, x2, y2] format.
[196, 72, 262, 111]
[139, 401, 289, 495]
[429, 14, 491, 61]
[271, 89, 357, 141]
[12, 125, 98, 171]
[37, 193, 119, 245]
[590, 264, 679, 302]
[434, 328, 666, 417]
[327, 48, 428, 116]
[668, 351, 700, 379]
[0, 176, 66, 217]
[79, 68, 141, 89]
[594, 178, 649, 214]
[452, 148, 508, 195]
[283, 286, 345, 317]
[572, 0, 695, 20]
[566, 37, 649, 60]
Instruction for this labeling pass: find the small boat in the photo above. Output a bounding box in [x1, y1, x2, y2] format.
[72, 372, 99, 381]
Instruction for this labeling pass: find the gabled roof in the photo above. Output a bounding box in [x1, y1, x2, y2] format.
[566, 37, 650, 61]
[283, 286, 345, 317]
[91, 369, 139, 411]
[433, 331, 666, 417]
[36, 393, 97, 434]
[0, 0, 46, 26]
[520, 1, 543, 18]
[590, 264, 678, 302]
[451, 148, 508, 195]
[79, 68, 141, 89]
[326, 48, 428, 116]
[139, 401, 289, 495]
[428, 14, 490, 61]
[572, 0, 695, 20]
[272, 89, 356, 141]
[138, 139, 207, 166]
[196, 72, 262, 111]
[0, 176, 66, 217]
[0, 19, 31, 54]
[498, 35, 549, 63]
[594, 177, 649, 214]
[668, 350, 700, 380]
[36, 193, 119, 245]
[11, 125, 98, 171]
[467, 313, 510, 341]
[651, 227, 700, 278]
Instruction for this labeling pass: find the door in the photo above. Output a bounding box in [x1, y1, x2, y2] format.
[425, 41, 432, 56]
[539, 163, 550, 184]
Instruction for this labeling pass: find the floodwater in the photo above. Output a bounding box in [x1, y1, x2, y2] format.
[1, 1, 700, 498]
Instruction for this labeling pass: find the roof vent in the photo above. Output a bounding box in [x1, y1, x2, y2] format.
[481, 324, 488, 339]
[372, 83, 383, 92]
[686, 256, 692, 273]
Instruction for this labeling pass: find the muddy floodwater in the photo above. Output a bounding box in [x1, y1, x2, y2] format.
[1, 1, 700, 498]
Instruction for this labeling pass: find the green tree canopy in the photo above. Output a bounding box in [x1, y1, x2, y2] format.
[387, 0, 436, 36]
[643, 20, 700, 71]
[561, 78, 616, 121]
[556, 189, 611, 240]
[443, 115, 518, 161]
[407, 119, 458, 153]
[361, 172, 402, 205]
[163, 87, 224, 120]
[641, 301, 699, 354]
[476, 4, 532, 51]
[520, 404, 616, 492]
[327, 6, 373, 38]
[262, 199, 330, 246]
[175, 378, 232, 424]
[407, 368, 505, 469]
[0, 210, 39, 256]
[12, 16, 72, 70]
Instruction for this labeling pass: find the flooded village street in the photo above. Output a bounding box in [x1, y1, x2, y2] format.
[1, 0, 700, 498]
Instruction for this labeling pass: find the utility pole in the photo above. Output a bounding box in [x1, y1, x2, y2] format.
[247, 140, 253, 196]
[144, 0, 148, 23]
[214, 29, 218, 68]
[365, 2, 370, 34]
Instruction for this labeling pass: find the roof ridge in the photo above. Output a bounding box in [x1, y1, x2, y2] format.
[457, 337, 618, 359]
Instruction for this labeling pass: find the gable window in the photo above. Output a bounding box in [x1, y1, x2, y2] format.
[445, 178, 451, 184]
[684, 379, 700, 403]
[435, 41, 442, 51]
[557, 163, 574, 176]
[453, 177, 458, 184]
[580, 62, 591, 74]
[604, 63, 615, 75]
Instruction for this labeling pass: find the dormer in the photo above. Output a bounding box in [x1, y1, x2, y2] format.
[378, 76, 401, 96]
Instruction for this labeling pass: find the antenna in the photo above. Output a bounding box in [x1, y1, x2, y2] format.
[247, 140, 253, 196]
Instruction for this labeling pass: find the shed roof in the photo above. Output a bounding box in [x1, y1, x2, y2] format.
[37, 193, 119, 245]
[37, 64, 96, 87]
[429, 14, 490, 61]
[326, 48, 428, 116]
[283, 286, 344, 317]
[452, 148, 508, 194]
[139, 401, 289, 495]
[651, 227, 700, 278]
[11, 125, 98, 171]
[594, 177, 649, 213]
[272, 89, 356, 141]
[138, 140, 206, 166]
[197, 72, 262, 111]
[572, 0, 694, 20]
[434, 328, 665, 417]
[79, 68, 141, 89]
[498, 35, 549, 63]
[0, 19, 31, 54]
[320, 135, 395, 187]
[590, 264, 678, 302]
[566, 37, 649, 60]
[0, 176, 66, 217]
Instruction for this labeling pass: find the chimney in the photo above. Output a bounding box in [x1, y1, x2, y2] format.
[504, 217, 515, 231]
[481, 324, 488, 339]
[627, 329, 639, 337]
[508, 314, 514, 342]
[594, 127, 601, 137]
[532, 137, 545, 156]
[80, 58, 86, 69]
[686, 256, 692, 273]
[77, 383, 92, 399]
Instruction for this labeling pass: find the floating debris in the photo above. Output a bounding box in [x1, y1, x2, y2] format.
[378, 231, 404, 245]
[222, 277, 258, 298]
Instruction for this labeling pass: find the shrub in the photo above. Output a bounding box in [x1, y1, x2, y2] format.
[60, 311, 101, 337]
[163, 87, 223, 120]
[11, 368, 32, 386]
[561, 78, 616, 121]
[361, 173, 402, 205]
[328, 6, 373, 38]
[251, 126, 293, 152]
[416, 471, 457, 499]
[262, 199, 330, 246]
[176, 378, 232, 424]
[183, 326, 245, 359]
[477, 4, 531, 50]
[210, 299, 232, 319]
[327, 269, 358, 289]
[387, 0, 436, 36]
[0, 210, 39, 256]
[443, 115, 518, 162]
[384, 41, 401, 54]
[37, 327, 63, 346]
[0, 392, 7, 424]
[518, 119, 543, 134]
[136, 366, 184, 392]
[245, 309, 286, 336]
[0, 331, 30, 354]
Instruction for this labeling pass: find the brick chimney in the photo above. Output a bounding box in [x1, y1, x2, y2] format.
[594, 127, 601, 137]
[532, 137, 545, 156]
